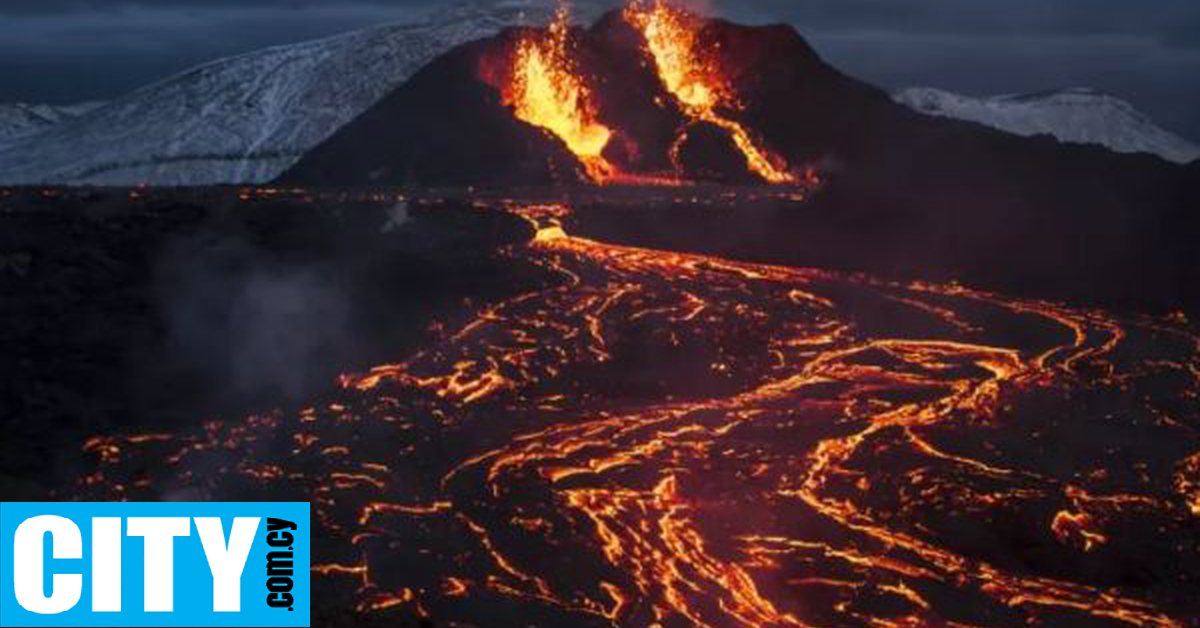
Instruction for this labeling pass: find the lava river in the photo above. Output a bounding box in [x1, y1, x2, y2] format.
[78, 197, 1200, 627]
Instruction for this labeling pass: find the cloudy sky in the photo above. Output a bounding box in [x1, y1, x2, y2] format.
[2, 0, 1199, 138]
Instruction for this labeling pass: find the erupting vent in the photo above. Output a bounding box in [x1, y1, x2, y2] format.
[627, 0, 797, 184]
[499, 8, 618, 183]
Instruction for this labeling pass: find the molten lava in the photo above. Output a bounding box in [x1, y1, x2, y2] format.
[501, 8, 617, 183]
[626, 0, 798, 184]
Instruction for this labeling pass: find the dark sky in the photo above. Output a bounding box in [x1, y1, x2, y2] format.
[2, 0, 1199, 139]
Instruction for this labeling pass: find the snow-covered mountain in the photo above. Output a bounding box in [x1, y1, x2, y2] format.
[0, 2, 590, 186]
[7, 4, 1192, 186]
[0, 102, 105, 142]
[895, 87, 1200, 165]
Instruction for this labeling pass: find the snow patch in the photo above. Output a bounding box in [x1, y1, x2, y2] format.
[0, 2, 591, 186]
[895, 87, 1200, 164]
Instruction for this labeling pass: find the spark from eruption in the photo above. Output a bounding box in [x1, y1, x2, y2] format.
[504, 7, 617, 183]
[626, 0, 798, 184]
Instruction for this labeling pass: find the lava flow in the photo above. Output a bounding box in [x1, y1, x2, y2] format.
[75, 195, 1200, 627]
[626, 1, 797, 184]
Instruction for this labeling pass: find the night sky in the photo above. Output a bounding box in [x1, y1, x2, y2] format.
[2, 0, 1199, 139]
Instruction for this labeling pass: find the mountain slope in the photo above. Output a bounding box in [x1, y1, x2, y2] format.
[0, 3, 574, 187]
[0, 102, 105, 143]
[895, 87, 1200, 164]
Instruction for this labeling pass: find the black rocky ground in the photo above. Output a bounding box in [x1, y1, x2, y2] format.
[0, 186, 544, 501]
[5, 184, 1198, 507]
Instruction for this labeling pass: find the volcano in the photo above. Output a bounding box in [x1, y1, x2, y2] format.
[8, 5, 1200, 628]
[280, 4, 1200, 312]
[280, 6, 1197, 190]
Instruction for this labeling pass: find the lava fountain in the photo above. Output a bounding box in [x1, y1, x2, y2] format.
[626, 0, 798, 184]
[496, 7, 618, 183]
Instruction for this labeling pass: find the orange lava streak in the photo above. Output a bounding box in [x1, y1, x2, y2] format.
[504, 7, 617, 183]
[1177, 452, 1200, 516]
[566, 475, 809, 628]
[627, 1, 797, 184]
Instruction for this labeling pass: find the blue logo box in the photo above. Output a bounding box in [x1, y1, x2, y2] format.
[1, 502, 309, 627]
